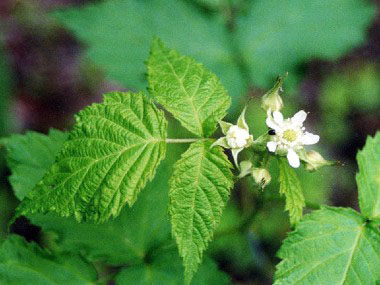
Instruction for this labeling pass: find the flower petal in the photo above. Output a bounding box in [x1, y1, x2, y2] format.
[287, 149, 300, 168]
[267, 141, 278, 152]
[291, 110, 307, 125]
[301, 133, 320, 145]
[273, 111, 284, 125]
[266, 117, 278, 130]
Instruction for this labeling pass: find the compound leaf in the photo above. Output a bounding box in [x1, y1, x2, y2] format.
[356, 132, 380, 221]
[278, 158, 305, 225]
[169, 141, 233, 283]
[1, 129, 68, 200]
[17, 92, 167, 223]
[274, 207, 380, 285]
[0, 235, 97, 285]
[148, 39, 231, 137]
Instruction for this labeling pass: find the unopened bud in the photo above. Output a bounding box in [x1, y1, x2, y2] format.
[251, 168, 271, 189]
[304, 150, 336, 172]
[261, 73, 287, 112]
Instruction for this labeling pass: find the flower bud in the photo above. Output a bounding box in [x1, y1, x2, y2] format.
[251, 168, 271, 189]
[303, 150, 336, 172]
[261, 74, 287, 112]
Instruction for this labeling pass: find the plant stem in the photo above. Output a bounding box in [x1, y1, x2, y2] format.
[165, 138, 204, 143]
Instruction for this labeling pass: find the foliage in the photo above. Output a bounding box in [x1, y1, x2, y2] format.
[169, 141, 233, 283]
[17, 92, 167, 223]
[236, 0, 375, 88]
[1, 130, 68, 200]
[278, 158, 305, 225]
[274, 133, 380, 284]
[52, 0, 243, 110]
[0, 2, 379, 279]
[4, 128, 229, 284]
[356, 133, 380, 221]
[275, 207, 380, 284]
[0, 235, 97, 285]
[148, 39, 230, 137]
[51, 0, 375, 110]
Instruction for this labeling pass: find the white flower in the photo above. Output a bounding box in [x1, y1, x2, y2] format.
[266, 110, 319, 168]
[226, 125, 250, 149]
[211, 107, 253, 168]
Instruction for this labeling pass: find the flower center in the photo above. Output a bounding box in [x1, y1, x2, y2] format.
[283, 129, 297, 142]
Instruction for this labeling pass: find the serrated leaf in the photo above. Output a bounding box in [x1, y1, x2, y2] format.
[115, 248, 230, 285]
[52, 0, 243, 110]
[274, 207, 380, 285]
[0, 235, 97, 285]
[1, 129, 68, 200]
[148, 39, 231, 137]
[29, 146, 179, 265]
[278, 157, 305, 225]
[169, 141, 233, 283]
[356, 132, 380, 221]
[236, 0, 376, 88]
[17, 92, 167, 223]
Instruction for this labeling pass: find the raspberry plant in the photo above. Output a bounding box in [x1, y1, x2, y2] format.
[1, 39, 380, 284]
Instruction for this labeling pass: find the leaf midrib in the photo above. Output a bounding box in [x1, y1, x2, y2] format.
[160, 52, 204, 137]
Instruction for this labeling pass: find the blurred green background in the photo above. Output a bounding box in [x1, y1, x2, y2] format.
[0, 0, 379, 284]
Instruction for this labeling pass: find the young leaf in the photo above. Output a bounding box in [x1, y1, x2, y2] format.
[356, 132, 380, 221]
[278, 157, 305, 225]
[115, 248, 229, 285]
[0, 235, 97, 284]
[17, 92, 167, 223]
[169, 141, 234, 283]
[274, 207, 380, 284]
[1, 129, 68, 200]
[147, 39, 231, 137]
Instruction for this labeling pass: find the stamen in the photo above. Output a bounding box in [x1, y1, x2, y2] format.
[283, 129, 297, 142]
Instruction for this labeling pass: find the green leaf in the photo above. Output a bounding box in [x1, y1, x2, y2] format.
[17, 92, 167, 223]
[148, 39, 231, 137]
[274, 207, 380, 285]
[29, 147, 178, 265]
[0, 235, 97, 285]
[356, 132, 380, 221]
[52, 0, 242, 110]
[236, 0, 376, 88]
[1, 129, 68, 200]
[115, 248, 229, 285]
[29, 143, 229, 284]
[278, 157, 305, 225]
[169, 141, 234, 283]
